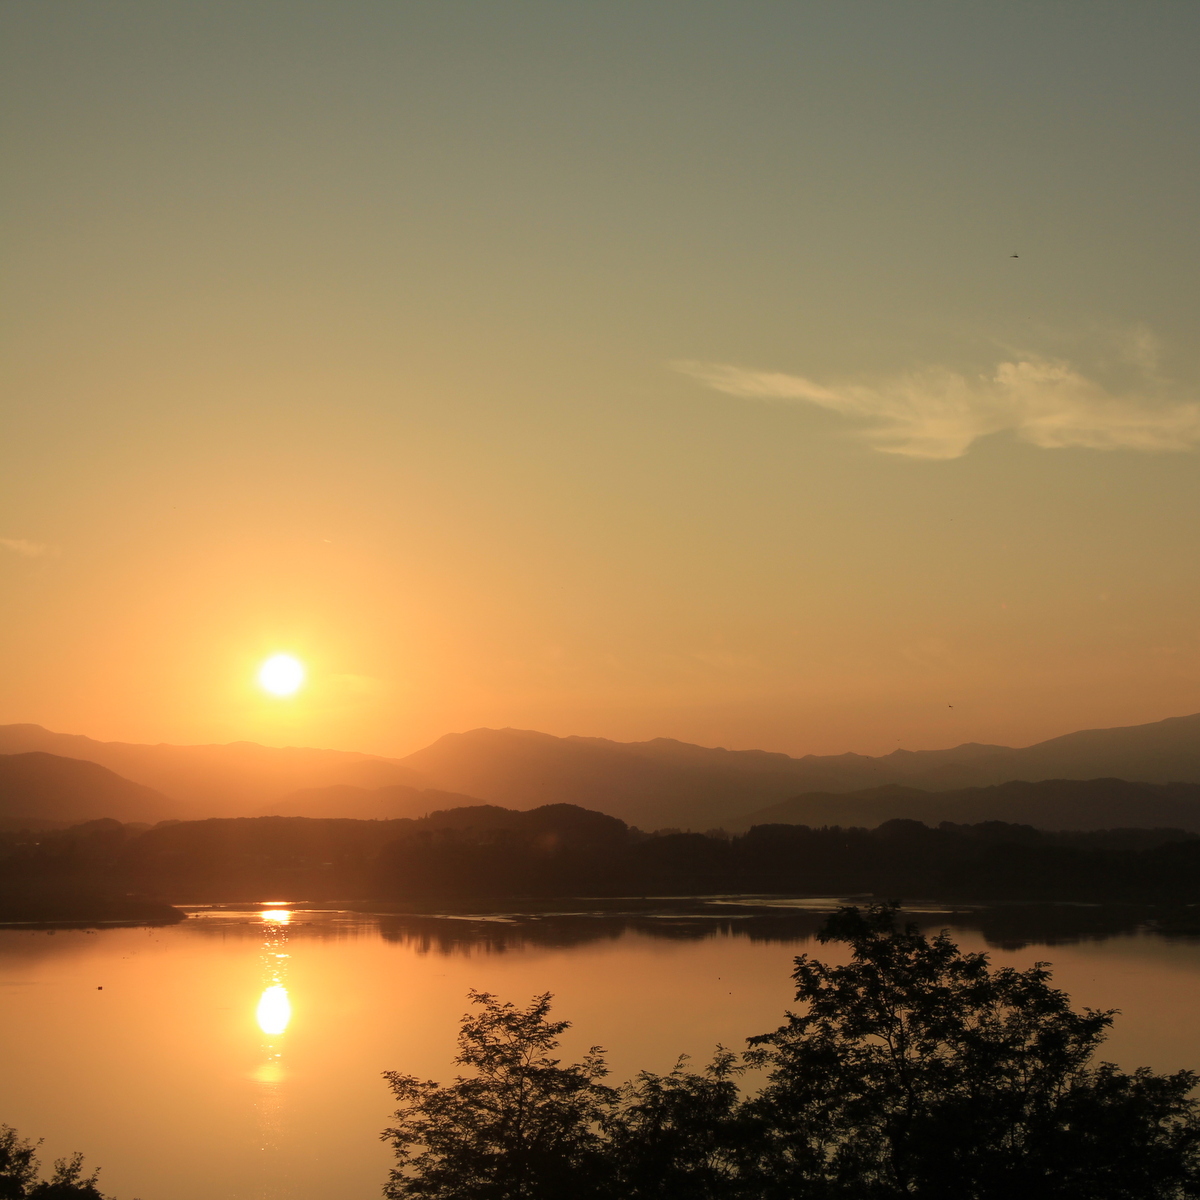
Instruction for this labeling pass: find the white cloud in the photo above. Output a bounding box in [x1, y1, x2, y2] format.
[0, 538, 57, 558]
[674, 352, 1200, 460]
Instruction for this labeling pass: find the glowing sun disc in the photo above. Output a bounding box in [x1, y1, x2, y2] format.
[259, 654, 305, 696]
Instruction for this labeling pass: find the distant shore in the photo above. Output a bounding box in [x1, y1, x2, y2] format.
[0, 895, 186, 927]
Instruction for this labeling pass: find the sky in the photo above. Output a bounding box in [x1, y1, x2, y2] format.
[3, 0, 1200, 759]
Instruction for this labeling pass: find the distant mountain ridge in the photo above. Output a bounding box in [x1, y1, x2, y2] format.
[393, 728, 1028, 828]
[0, 725, 424, 817]
[1, 711, 1199, 829]
[262, 783, 485, 820]
[392, 714, 1200, 829]
[729, 778, 1200, 833]
[0, 752, 171, 824]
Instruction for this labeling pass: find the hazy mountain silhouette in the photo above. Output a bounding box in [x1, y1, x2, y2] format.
[396, 728, 1002, 827]
[922, 712, 1200, 788]
[729, 777, 1200, 833]
[395, 714, 1200, 829]
[395, 727, 820, 828]
[262, 783, 485, 819]
[0, 725, 424, 817]
[0, 752, 171, 823]
[2, 710, 1199, 829]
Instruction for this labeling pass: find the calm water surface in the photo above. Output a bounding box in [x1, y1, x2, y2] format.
[3, 903, 1200, 1200]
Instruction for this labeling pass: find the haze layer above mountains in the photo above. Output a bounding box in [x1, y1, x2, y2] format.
[2, 713, 1200, 830]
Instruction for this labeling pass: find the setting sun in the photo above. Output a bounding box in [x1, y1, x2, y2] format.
[258, 655, 305, 697]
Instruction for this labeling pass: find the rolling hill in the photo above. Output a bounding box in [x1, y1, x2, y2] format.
[0, 752, 172, 824]
[261, 783, 485, 819]
[727, 778, 1200, 833]
[0, 725, 424, 817]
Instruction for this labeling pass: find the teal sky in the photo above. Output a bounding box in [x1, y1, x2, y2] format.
[3, 1, 1199, 756]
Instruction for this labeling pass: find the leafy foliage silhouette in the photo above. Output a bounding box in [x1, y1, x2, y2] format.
[0, 1127, 110, 1199]
[744, 902, 1200, 1198]
[604, 1051, 748, 1199]
[382, 991, 616, 1199]
[383, 905, 1200, 1199]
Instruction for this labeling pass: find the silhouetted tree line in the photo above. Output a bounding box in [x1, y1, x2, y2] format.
[382, 905, 1200, 1199]
[5, 805, 1200, 910]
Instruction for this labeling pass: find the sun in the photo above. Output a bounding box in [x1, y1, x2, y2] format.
[258, 654, 306, 696]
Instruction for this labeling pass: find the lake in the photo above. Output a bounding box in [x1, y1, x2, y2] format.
[3, 901, 1200, 1200]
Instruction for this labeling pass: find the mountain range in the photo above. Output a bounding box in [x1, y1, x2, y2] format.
[0, 752, 171, 826]
[327, 714, 1200, 828]
[1, 710, 1199, 829]
[262, 783, 485, 820]
[729, 778, 1200, 834]
[0, 724, 422, 816]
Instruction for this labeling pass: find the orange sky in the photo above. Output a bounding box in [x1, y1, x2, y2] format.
[3, 2, 1200, 758]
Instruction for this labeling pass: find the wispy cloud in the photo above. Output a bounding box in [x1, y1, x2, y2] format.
[674, 351, 1200, 460]
[0, 538, 58, 558]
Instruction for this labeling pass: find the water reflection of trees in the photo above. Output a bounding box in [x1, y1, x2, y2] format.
[375, 907, 1159, 956]
[373, 913, 829, 954]
[939, 904, 1150, 950]
[177, 902, 1169, 955]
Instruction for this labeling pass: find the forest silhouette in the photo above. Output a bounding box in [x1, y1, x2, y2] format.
[7, 805, 1200, 921]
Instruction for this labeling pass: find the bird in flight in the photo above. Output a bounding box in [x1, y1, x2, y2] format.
[1010, 253, 1019, 258]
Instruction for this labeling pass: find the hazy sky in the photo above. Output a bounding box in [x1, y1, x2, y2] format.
[3, 1, 1200, 757]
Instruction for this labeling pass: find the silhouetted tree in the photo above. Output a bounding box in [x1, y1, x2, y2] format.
[744, 903, 1200, 1199]
[0, 1128, 109, 1199]
[604, 1051, 748, 1199]
[382, 991, 616, 1199]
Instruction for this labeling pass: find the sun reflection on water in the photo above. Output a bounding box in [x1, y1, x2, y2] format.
[250, 909, 296, 1195]
[254, 907, 294, 1093]
[256, 984, 291, 1035]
